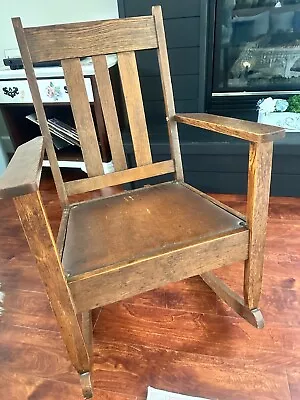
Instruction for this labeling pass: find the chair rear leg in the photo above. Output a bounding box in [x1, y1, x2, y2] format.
[82, 311, 93, 359]
[80, 311, 93, 398]
[14, 192, 92, 398]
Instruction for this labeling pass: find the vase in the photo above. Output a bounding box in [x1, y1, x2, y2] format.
[258, 111, 300, 132]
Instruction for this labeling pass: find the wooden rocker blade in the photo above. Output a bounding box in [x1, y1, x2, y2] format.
[80, 372, 93, 399]
[201, 271, 264, 329]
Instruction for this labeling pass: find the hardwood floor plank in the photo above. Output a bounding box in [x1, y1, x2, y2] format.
[0, 367, 81, 400]
[165, 275, 214, 293]
[212, 193, 300, 222]
[164, 286, 217, 314]
[94, 302, 284, 361]
[0, 366, 136, 400]
[1, 289, 58, 331]
[287, 368, 300, 400]
[1, 312, 58, 332]
[0, 172, 299, 399]
[123, 281, 217, 313]
[92, 341, 291, 400]
[123, 288, 167, 309]
[0, 340, 75, 383]
[0, 369, 140, 400]
[0, 260, 44, 292]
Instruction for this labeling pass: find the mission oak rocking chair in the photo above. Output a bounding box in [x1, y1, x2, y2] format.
[0, 6, 285, 399]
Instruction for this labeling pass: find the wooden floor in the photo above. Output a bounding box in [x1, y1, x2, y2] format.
[0, 172, 300, 400]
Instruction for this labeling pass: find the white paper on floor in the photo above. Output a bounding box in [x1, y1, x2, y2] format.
[147, 387, 210, 400]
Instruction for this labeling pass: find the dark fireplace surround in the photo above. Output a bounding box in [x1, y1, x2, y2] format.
[118, 0, 300, 196]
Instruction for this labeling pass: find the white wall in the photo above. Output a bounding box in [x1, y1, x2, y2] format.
[0, 0, 119, 66]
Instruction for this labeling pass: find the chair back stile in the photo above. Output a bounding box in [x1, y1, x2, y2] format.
[12, 7, 183, 205]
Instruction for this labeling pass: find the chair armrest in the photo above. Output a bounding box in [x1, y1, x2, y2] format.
[0, 136, 45, 200]
[175, 113, 285, 143]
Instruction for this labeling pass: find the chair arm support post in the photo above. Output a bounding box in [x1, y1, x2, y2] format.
[13, 191, 90, 373]
[0, 136, 45, 200]
[175, 112, 277, 309]
[244, 141, 273, 309]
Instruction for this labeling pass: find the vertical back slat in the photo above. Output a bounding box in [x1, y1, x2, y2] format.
[152, 6, 183, 180]
[12, 17, 68, 206]
[92, 55, 127, 171]
[61, 58, 104, 177]
[118, 51, 152, 167]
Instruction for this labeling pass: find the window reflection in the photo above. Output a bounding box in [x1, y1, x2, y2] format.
[214, 0, 300, 92]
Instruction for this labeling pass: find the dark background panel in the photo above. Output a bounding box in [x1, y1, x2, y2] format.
[163, 18, 200, 48]
[119, 0, 203, 124]
[120, 0, 201, 18]
[144, 99, 198, 123]
[141, 75, 199, 101]
[137, 48, 200, 77]
[185, 172, 248, 195]
[118, 0, 300, 196]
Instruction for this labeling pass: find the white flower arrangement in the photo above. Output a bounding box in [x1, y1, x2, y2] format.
[257, 96, 300, 132]
[257, 97, 289, 114]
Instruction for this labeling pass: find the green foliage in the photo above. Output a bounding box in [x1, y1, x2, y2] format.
[287, 95, 300, 113]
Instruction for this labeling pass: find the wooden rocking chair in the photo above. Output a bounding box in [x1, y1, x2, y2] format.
[0, 6, 284, 399]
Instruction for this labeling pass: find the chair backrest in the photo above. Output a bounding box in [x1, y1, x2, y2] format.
[12, 6, 183, 207]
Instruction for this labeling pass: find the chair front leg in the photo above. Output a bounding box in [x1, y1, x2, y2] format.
[14, 191, 92, 398]
[244, 141, 273, 309]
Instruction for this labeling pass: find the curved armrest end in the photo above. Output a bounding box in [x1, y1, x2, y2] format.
[175, 113, 285, 143]
[0, 136, 45, 200]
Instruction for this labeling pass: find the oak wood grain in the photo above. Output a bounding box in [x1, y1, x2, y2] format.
[152, 6, 183, 180]
[82, 311, 93, 360]
[65, 160, 175, 196]
[181, 182, 246, 221]
[118, 51, 152, 166]
[90, 75, 111, 163]
[69, 230, 248, 313]
[61, 58, 104, 177]
[244, 142, 273, 309]
[175, 113, 285, 143]
[93, 55, 127, 171]
[12, 17, 68, 206]
[25, 16, 158, 62]
[63, 181, 247, 277]
[0, 137, 44, 199]
[13, 191, 90, 374]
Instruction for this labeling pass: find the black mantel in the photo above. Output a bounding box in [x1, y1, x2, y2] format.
[118, 0, 300, 196]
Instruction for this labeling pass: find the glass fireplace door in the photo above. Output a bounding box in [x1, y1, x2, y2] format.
[213, 0, 300, 94]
